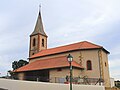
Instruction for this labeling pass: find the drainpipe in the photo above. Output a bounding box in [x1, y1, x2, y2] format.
[98, 49, 102, 85]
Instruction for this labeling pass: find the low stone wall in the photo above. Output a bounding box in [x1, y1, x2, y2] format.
[0, 79, 105, 90]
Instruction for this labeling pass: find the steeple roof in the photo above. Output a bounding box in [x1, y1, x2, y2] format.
[30, 11, 47, 37]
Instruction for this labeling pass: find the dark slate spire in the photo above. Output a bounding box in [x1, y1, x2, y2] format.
[30, 10, 47, 37]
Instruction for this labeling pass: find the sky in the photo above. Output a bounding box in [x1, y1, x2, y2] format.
[0, 0, 120, 80]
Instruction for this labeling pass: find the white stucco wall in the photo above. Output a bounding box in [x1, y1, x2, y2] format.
[0, 79, 105, 90]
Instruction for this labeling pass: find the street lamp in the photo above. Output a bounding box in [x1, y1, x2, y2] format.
[67, 54, 73, 90]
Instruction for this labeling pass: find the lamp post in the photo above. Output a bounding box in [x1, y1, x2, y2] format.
[67, 54, 73, 90]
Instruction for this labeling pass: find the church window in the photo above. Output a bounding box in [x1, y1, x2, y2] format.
[87, 60, 92, 70]
[33, 38, 36, 46]
[42, 39, 44, 47]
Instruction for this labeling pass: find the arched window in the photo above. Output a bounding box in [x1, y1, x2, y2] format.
[33, 38, 36, 46]
[42, 39, 44, 47]
[87, 60, 92, 70]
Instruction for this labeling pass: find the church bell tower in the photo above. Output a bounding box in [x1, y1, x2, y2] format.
[29, 11, 47, 57]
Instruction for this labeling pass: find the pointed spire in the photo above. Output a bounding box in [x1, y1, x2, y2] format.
[30, 6, 47, 37]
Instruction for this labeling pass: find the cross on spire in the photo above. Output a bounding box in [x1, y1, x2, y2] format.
[39, 4, 41, 14]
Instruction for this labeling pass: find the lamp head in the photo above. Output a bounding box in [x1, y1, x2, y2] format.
[67, 54, 73, 62]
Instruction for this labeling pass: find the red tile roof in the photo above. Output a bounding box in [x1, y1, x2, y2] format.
[14, 56, 83, 72]
[30, 41, 109, 59]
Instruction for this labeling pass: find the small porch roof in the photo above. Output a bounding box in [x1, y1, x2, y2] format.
[14, 56, 84, 72]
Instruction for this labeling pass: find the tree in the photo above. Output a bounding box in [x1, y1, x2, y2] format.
[115, 80, 120, 89]
[12, 61, 18, 70]
[12, 59, 28, 70]
[7, 70, 13, 78]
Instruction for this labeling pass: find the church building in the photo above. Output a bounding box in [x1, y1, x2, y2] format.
[14, 11, 111, 87]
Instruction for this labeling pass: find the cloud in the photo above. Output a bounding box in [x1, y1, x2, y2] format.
[0, 55, 12, 76]
[109, 43, 120, 80]
[109, 66, 120, 80]
[47, 0, 120, 48]
[109, 59, 120, 69]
